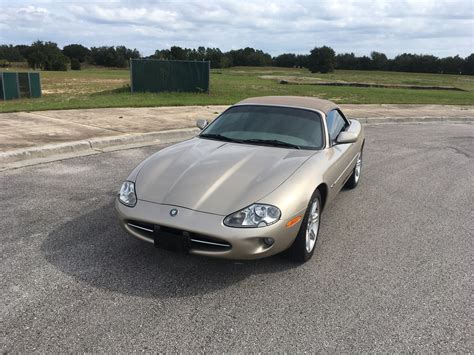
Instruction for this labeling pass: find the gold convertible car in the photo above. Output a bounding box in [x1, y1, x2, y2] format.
[116, 96, 365, 262]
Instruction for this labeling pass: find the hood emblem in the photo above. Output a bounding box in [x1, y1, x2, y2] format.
[169, 208, 178, 217]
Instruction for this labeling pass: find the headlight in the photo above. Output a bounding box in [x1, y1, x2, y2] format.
[118, 181, 137, 207]
[224, 204, 281, 228]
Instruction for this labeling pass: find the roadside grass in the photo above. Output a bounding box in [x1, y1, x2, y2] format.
[1, 66, 473, 112]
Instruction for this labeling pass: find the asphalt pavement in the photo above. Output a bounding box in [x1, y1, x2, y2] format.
[1, 123, 472, 352]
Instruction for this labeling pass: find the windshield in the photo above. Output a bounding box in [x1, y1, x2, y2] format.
[200, 105, 324, 150]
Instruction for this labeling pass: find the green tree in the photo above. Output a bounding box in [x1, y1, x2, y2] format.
[440, 55, 464, 74]
[295, 54, 309, 68]
[205, 47, 225, 68]
[273, 53, 297, 67]
[26, 41, 69, 71]
[90, 46, 139, 67]
[308, 46, 336, 73]
[219, 55, 232, 68]
[15, 45, 30, 60]
[227, 47, 272, 66]
[335, 52, 358, 69]
[63, 44, 90, 62]
[370, 51, 388, 70]
[358, 55, 372, 70]
[0, 45, 23, 61]
[170, 46, 187, 60]
[463, 54, 474, 75]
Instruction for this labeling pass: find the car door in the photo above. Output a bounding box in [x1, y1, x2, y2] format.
[325, 109, 358, 193]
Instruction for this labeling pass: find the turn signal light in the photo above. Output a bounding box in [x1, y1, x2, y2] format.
[286, 215, 302, 228]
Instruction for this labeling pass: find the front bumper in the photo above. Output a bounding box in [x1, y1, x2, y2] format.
[115, 199, 302, 260]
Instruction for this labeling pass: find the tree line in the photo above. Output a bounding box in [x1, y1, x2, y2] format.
[275, 46, 474, 75]
[0, 41, 472, 75]
[0, 41, 140, 71]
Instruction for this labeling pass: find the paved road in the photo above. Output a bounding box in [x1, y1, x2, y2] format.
[1, 123, 472, 352]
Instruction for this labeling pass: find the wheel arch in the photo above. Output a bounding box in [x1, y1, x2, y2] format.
[316, 183, 328, 211]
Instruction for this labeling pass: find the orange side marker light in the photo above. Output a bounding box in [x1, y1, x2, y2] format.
[286, 215, 302, 228]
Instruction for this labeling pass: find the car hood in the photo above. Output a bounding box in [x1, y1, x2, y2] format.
[135, 138, 317, 215]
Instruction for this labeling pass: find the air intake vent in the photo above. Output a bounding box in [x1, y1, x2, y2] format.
[127, 220, 232, 251]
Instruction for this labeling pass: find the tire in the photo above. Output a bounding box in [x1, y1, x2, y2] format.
[286, 189, 322, 262]
[345, 149, 363, 189]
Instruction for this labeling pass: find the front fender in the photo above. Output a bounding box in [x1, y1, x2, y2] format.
[257, 152, 331, 219]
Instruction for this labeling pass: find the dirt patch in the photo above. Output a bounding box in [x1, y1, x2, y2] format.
[303, 81, 465, 91]
[260, 75, 327, 83]
[260, 75, 466, 91]
[41, 78, 129, 96]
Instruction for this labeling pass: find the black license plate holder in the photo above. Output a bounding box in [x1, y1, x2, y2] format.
[154, 227, 190, 253]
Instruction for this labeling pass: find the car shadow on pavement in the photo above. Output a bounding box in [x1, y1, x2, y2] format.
[41, 200, 299, 299]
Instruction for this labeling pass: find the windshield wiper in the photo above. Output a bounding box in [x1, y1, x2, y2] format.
[242, 139, 301, 149]
[200, 134, 301, 149]
[199, 133, 242, 143]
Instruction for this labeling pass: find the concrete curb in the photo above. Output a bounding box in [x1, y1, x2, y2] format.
[358, 116, 473, 124]
[1, 118, 472, 171]
[89, 128, 200, 151]
[0, 128, 200, 170]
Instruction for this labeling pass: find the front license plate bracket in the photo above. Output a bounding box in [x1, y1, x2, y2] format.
[153, 227, 190, 253]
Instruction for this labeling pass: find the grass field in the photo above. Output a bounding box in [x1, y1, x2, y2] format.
[1, 66, 473, 112]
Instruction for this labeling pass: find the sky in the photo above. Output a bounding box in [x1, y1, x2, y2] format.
[1, 0, 473, 58]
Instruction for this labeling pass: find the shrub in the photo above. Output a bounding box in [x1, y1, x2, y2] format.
[0, 59, 10, 68]
[70, 58, 81, 70]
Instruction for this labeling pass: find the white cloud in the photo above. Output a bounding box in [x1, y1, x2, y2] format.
[0, 0, 472, 57]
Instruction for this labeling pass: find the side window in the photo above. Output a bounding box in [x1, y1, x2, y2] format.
[326, 110, 347, 143]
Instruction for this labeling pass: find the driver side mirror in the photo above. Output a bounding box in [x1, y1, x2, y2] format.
[336, 120, 361, 144]
[196, 119, 209, 130]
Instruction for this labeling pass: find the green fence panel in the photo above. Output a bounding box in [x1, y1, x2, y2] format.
[1, 72, 19, 100]
[131, 59, 210, 93]
[18, 73, 30, 98]
[28, 72, 41, 98]
[0, 72, 41, 100]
